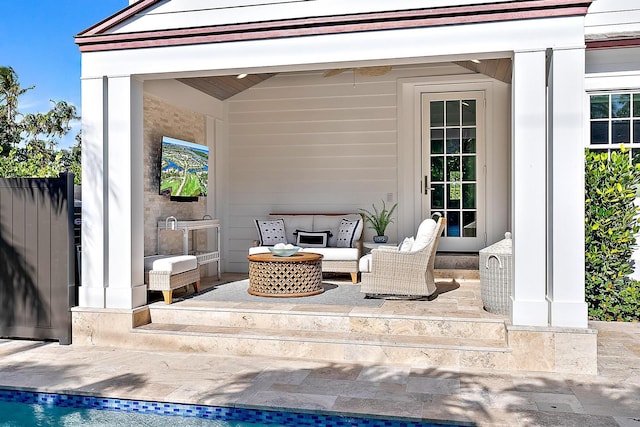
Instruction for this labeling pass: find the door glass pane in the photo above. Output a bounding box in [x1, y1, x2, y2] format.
[431, 184, 444, 209]
[462, 183, 476, 209]
[431, 156, 444, 181]
[590, 95, 609, 119]
[431, 129, 444, 154]
[462, 100, 476, 126]
[634, 120, 640, 143]
[462, 128, 476, 153]
[634, 94, 640, 117]
[591, 122, 609, 144]
[446, 128, 460, 154]
[612, 120, 630, 143]
[447, 183, 461, 209]
[462, 212, 476, 237]
[447, 212, 460, 237]
[430, 101, 444, 126]
[447, 157, 460, 181]
[633, 148, 640, 165]
[446, 100, 460, 126]
[612, 94, 631, 118]
[462, 157, 476, 181]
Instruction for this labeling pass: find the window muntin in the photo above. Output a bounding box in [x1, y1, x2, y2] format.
[589, 93, 640, 162]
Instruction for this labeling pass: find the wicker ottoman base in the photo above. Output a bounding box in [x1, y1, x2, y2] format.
[247, 252, 323, 297]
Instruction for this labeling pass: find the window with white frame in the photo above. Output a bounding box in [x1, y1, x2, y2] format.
[589, 93, 640, 161]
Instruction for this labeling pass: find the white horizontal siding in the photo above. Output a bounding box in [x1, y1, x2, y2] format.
[113, 0, 514, 33]
[586, 0, 640, 37]
[224, 64, 473, 271]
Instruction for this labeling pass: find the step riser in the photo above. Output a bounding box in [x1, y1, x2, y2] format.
[129, 331, 510, 370]
[148, 309, 506, 341]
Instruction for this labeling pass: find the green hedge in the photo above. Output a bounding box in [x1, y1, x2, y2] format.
[585, 147, 640, 322]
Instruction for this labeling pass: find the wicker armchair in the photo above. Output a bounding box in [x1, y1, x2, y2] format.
[360, 216, 446, 298]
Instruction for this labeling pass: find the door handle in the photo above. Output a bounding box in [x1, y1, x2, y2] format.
[424, 177, 435, 194]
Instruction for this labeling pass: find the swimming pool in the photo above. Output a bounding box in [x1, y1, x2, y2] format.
[0, 389, 453, 426]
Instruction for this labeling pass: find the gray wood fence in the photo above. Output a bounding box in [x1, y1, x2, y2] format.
[0, 174, 75, 344]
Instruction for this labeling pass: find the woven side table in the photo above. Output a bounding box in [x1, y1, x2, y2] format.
[479, 232, 512, 315]
[247, 252, 324, 297]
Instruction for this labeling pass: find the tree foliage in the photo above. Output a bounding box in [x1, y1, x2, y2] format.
[0, 66, 81, 183]
[585, 147, 640, 321]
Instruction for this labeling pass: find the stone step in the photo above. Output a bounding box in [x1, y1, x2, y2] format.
[132, 322, 510, 369]
[147, 304, 507, 341]
[435, 252, 479, 270]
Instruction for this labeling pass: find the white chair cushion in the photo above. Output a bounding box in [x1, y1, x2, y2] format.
[399, 237, 415, 252]
[145, 255, 197, 274]
[300, 247, 359, 261]
[412, 219, 437, 251]
[359, 254, 372, 273]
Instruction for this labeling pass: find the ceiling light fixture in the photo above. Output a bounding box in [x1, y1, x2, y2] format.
[237, 73, 248, 79]
[470, 59, 481, 64]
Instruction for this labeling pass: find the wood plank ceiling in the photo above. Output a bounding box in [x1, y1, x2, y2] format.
[176, 59, 512, 101]
[177, 73, 275, 100]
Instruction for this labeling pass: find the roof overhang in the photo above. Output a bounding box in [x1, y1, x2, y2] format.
[75, 0, 593, 53]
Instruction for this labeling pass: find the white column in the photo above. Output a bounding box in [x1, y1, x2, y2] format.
[548, 47, 588, 328]
[79, 77, 106, 308]
[511, 50, 549, 326]
[104, 76, 146, 309]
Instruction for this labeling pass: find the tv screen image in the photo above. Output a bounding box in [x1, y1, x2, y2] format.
[160, 136, 209, 198]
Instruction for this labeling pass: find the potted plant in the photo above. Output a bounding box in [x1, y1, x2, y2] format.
[360, 200, 398, 243]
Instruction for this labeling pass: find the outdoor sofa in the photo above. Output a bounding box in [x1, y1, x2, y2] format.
[249, 213, 364, 283]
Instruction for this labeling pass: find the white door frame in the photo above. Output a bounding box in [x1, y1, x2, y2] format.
[397, 75, 498, 246]
[421, 90, 486, 251]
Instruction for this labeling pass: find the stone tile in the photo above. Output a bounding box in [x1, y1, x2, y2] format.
[356, 365, 411, 385]
[406, 376, 461, 395]
[237, 390, 337, 411]
[332, 396, 425, 419]
[513, 410, 619, 427]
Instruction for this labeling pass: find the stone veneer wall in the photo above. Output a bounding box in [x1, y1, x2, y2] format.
[143, 94, 207, 256]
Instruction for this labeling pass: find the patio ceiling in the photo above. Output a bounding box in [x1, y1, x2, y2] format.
[176, 59, 512, 101]
[177, 73, 276, 100]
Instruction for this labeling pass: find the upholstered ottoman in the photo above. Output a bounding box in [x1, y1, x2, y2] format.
[144, 255, 201, 304]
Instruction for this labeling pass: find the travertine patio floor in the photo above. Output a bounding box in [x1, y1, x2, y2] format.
[0, 315, 639, 426]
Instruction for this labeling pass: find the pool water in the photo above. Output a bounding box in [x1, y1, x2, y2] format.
[0, 389, 452, 427]
[0, 401, 259, 426]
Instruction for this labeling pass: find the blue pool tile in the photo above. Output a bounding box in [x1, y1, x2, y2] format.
[0, 388, 453, 427]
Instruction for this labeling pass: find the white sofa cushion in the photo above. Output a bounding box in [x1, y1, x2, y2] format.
[301, 247, 359, 261]
[250, 246, 358, 261]
[248, 246, 270, 255]
[144, 255, 197, 275]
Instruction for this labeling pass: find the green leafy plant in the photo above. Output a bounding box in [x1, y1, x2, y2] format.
[585, 146, 640, 322]
[360, 200, 397, 236]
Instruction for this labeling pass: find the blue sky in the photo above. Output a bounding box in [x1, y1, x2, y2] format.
[1, 0, 129, 148]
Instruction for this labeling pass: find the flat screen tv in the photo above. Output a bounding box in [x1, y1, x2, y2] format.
[159, 136, 209, 200]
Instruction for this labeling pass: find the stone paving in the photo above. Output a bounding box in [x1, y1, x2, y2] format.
[0, 319, 639, 426]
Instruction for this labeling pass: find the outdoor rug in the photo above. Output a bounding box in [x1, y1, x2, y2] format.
[191, 279, 384, 307]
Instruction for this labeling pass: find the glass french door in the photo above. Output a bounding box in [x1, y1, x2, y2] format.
[421, 91, 485, 251]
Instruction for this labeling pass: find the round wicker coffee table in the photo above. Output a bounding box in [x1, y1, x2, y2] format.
[247, 252, 323, 297]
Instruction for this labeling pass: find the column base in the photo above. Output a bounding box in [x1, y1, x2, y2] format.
[511, 298, 549, 326]
[78, 286, 105, 308]
[105, 283, 148, 309]
[550, 299, 588, 328]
